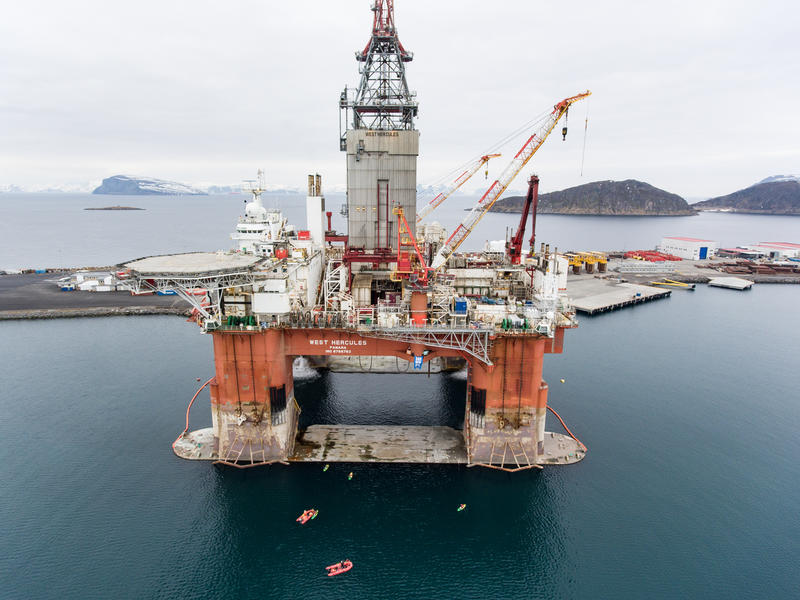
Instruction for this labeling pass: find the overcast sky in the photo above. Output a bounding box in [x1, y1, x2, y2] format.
[1, 0, 798, 197]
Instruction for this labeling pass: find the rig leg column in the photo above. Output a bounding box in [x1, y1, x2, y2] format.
[410, 290, 428, 326]
[464, 337, 548, 469]
[209, 329, 298, 464]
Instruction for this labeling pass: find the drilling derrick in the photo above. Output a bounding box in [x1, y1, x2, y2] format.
[341, 0, 419, 254]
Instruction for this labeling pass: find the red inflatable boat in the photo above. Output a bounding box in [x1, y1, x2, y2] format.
[326, 559, 353, 577]
[296, 509, 318, 524]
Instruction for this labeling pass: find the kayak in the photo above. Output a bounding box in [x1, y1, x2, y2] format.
[347, 472, 353, 480]
[323, 464, 329, 472]
[296, 509, 318, 524]
[457, 503, 466, 512]
[326, 559, 353, 577]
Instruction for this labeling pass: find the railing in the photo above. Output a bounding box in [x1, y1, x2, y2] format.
[211, 303, 561, 336]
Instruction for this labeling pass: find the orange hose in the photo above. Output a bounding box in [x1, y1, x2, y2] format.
[547, 405, 587, 452]
[172, 377, 215, 449]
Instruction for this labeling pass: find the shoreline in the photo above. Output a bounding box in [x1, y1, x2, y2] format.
[0, 306, 191, 321]
[0, 273, 190, 320]
[1, 261, 797, 322]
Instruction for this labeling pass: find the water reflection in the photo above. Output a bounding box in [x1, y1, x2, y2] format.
[193, 458, 568, 599]
[295, 370, 465, 428]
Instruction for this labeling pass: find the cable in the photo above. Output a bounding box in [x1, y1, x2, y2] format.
[418, 108, 553, 193]
[580, 98, 590, 176]
[172, 377, 215, 450]
[546, 405, 587, 452]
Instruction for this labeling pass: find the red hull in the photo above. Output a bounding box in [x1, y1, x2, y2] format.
[326, 560, 353, 576]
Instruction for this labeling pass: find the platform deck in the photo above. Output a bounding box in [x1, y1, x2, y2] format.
[174, 426, 585, 466]
[293, 425, 467, 463]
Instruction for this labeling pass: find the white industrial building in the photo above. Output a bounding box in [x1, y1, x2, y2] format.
[741, 242, 800, 260]
[658, 237, 718, 260]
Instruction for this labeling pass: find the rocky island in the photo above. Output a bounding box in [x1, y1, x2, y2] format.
[693, 176, 800, 215]
[490, 179, 695, 216]
[93, 175, 206, 196]
[84, 206, 144, 210]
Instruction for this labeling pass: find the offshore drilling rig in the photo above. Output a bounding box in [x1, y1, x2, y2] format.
[123, 1, 589, 471]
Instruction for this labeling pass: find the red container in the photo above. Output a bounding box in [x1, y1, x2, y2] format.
[298, 230, 311, 240]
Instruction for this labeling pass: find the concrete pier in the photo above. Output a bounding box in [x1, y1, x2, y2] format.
[567, 276, 671, 314]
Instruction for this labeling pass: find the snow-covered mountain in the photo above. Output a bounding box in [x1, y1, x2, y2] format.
[0, 182, 98, 193]
[2, 178, 317, 195]
[93, 175, 207, 195]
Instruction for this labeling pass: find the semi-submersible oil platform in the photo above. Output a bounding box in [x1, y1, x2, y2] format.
[124, 1, 589, 472]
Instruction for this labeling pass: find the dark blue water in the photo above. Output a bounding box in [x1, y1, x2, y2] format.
[2, 285, 799, 599]
[2, 192, 798, 270]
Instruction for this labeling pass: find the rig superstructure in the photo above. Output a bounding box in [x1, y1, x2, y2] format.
[123, 1, 588, 471]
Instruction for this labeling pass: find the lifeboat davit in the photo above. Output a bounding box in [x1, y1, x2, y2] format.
[326, 559, 353, 577]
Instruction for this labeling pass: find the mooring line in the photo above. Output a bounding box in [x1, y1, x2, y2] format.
[172, 377, 215, 450]
[547, 405, 587, 452]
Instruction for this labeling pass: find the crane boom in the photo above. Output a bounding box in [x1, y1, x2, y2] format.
[430, 91, 591, 270]
[416, 154, 500, 223]
[506, 175, 539, 265]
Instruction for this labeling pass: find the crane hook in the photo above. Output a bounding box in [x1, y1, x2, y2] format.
[562, 126, 568, 141]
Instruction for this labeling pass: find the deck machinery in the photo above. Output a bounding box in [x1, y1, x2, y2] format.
[123, 1, 585, 471]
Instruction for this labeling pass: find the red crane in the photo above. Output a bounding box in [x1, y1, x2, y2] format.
[506, 175, 540, 264]
[416, 154, 501, 223]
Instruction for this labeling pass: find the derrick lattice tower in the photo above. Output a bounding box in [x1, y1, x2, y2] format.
[341, 0, 418, 137]
[341, 0, 419, 254]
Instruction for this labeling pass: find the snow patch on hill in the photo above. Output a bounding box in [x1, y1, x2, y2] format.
[93, 175, 207, 195]
[755, 174, 800, 185]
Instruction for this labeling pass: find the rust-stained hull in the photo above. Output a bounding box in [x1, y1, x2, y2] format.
[200, 326, 578, 469]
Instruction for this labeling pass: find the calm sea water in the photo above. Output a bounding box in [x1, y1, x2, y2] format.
[1, 290, 799, 599]
[1, 192, 798, 270]
[1, 194, 799, 598]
